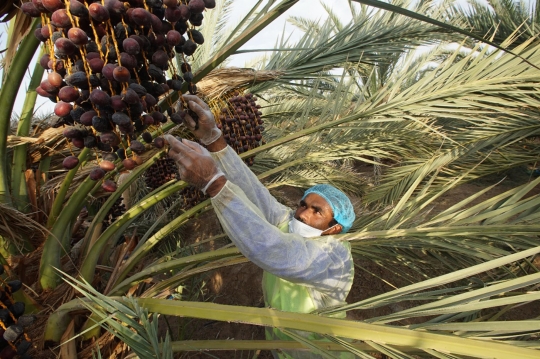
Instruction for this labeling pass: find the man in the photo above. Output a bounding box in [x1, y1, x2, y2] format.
[165, 94, 355, 358]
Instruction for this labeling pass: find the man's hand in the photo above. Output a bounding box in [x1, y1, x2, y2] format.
[180, 94, 222, 146]
[165, 135, 226, 195]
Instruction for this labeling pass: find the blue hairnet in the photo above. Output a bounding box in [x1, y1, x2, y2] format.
[302, 184, 355, 233]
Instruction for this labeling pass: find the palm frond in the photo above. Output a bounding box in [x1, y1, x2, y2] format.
[449, 0, 540, 48]
[264, 162, 367, 197]
[61, 271, 173, 359]
[351, 0, 539, 70]
[319, 1, 346, 31]
[287, 16, 322, 33]
[188, 0, 236, 70]
[337, 176, 540, 283]
[57, 251, 540, 359]
[331, 34, 540, 203]
[250, 2, 446, 93]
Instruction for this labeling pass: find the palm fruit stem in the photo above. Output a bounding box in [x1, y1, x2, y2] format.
[108, 198, 212, 294]
[47, 147, 91, 227]
[40, 172, 96, 289]
[78, 151, 168, 275]
[79, 179, 188, 285]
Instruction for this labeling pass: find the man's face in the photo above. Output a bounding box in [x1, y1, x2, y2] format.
[294, 193, 341, 234]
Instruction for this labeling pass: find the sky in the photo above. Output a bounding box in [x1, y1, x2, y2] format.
[2, 0, 355, 119]
[226, 0, 354, 66]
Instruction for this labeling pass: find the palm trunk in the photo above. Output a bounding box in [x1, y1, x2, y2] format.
[0, 18, 39, 206]
[11, 47, 45, 212]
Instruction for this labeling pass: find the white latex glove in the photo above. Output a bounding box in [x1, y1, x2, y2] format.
[165, 135, 225, 194]
[180, 94, 222, 145]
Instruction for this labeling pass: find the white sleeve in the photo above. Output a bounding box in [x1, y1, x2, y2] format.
[211, 181, 353, 296]
[210, 145, 290, 226]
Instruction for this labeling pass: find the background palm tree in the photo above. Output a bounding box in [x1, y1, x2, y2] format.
[449, 0, 540, 48]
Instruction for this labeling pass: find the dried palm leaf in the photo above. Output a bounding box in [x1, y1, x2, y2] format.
[2, 11, 34, 78]
[27, 127, 70, 163]
[198, 67, 282, 100]
[0, 202, 48, 252]
[6, 135, 41, 147]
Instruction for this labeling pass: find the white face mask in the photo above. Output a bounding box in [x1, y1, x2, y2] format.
[288, 218, 337, 238]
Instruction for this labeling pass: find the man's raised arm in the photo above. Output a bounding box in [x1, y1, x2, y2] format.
[179, 95, 290, 226]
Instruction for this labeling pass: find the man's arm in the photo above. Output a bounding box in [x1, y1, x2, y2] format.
[182, 95, 290, 226]
[211, 180, 354, 298]
[208, 141, 290, 226]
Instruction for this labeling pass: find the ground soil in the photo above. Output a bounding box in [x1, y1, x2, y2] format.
[24, 166, 540, 359]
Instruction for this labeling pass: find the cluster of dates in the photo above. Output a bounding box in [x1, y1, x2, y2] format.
[21, 0, 215, 191]
[0, 266, 35, 359]
[143, 157, 207, 210]
[144, 157, 178, 189]
[140, 91, 266, 213]
[216, 92, 264, 166]
[142, 91, 265, 211]
[177, 185, 207, 208]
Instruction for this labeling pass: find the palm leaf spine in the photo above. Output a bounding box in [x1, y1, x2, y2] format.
[169, 339, 420, 352]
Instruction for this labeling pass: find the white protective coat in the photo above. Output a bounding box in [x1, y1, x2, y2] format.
[211, 146, 354, 359]
[210, 145, 355, 358]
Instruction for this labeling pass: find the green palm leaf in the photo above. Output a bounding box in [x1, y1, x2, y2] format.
[351, 0, 539, 69]
[53, 250, 540, 359]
